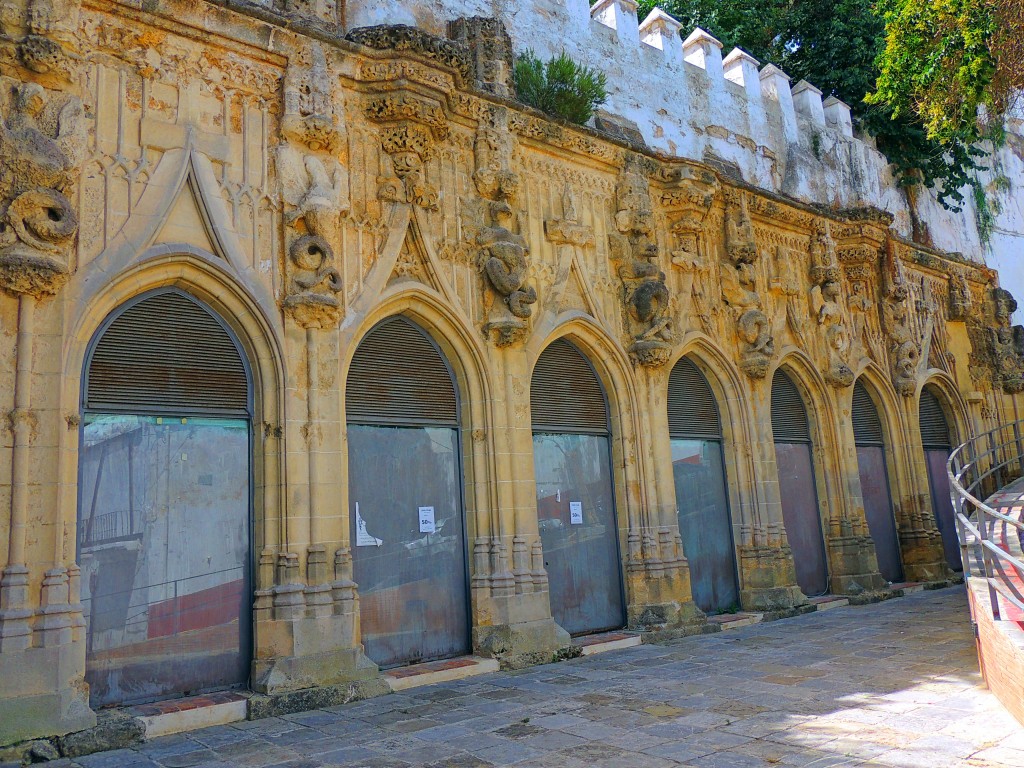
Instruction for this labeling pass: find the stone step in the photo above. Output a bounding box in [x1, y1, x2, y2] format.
[130, 691, 248, 738]
[808, 596, 850, 611]
[574, 630, 642, 656]
[891, 581, 925, 594]
[707, 612, 763, 630]
[383, 656, 499, 692]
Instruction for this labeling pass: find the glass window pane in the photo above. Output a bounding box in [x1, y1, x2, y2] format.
[79, 415, 250, 707]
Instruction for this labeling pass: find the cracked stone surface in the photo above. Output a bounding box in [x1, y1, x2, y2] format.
[26, 587, 1024, 767]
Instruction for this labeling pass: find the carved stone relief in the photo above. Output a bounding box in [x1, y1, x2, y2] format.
[881, 245, 918, 396]
[609, 154, 673, 367]
[472, 106, 536, 346]
[990, 287, 1024, 393]
[277, 44, 349, 329]
[948, 269, 972, 321]
[0, 80, 86, 296]
[808, 220, 853, 388]
[721, 189, 773, 378]
[366, 93, 447, 210]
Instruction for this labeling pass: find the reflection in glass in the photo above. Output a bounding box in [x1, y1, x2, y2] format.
[78, 415, 250, 707]
[534, 432, 624, 635]
[671, 439, 738, 613]
[349, 425, 470, 668]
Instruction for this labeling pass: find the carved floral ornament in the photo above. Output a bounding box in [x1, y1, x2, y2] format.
[365, 92, 448, 210]
[0, 79, 86, 297]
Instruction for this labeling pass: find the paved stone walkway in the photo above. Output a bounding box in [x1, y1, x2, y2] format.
[47, 587, 1024, 768]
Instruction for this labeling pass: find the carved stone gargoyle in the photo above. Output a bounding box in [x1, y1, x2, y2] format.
[0, 80, 86, 297]
[472, 107, 537, 346]
[277, 44, 349, 329]
[808, 220, 853, 388]
[948, 269, 972, 321]
[609, 155, 672, 367]
[721, 190, 773, 378]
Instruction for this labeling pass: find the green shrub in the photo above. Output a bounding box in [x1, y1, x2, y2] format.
[513, 49, 608, 125]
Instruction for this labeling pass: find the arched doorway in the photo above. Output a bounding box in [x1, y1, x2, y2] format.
[852, 380, 904, 583]
[920, 385, 961, 571]
[346, 316, 471, 668]
[771, 368, 829, 596]
[531, 339, 625, 635]
[667, 357, 738, 613]
[79, 289, 253, 707]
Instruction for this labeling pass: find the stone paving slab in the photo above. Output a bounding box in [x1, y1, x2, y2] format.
[22, 587, 1024, 768]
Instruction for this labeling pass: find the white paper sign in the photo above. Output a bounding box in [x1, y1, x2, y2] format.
[355, 503, 382, 547]
[419, 506, 436, 534]
[569, 501, 583, 525]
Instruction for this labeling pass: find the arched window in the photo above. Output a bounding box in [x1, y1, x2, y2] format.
[346, 316, 470, 667]
[79, 289, 252, 707]
[531, 339, 624, 635]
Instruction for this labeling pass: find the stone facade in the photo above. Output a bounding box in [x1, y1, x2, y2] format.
[0, 0, 1021, 749]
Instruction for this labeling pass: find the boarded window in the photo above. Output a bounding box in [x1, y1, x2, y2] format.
[919, 387, 953, 448]
[771, 369, 811, 443]
[346, 317, 458, 427]
[85, 290, 249, 416]
[531, 339, 609, 434]
[852, 380, 885, 446]
[668, 358, 722, 439]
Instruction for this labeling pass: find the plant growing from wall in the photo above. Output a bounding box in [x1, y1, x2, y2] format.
[513, 49, 608, 125]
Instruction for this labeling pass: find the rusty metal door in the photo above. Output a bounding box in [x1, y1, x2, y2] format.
[926, 448, 962, 571]
[857, 446, 904, 583]
[534, 432, 625, 635]
[668, 355, 737, 614]
[346, 317, 471, 668]
[79, 290, 252, 707]
[532, 340, 625, 636]
[771, 370, 828, 596]
[671, 439, 738, 613]
[775, 443, 829, 596]
[852, 381, 903, 583]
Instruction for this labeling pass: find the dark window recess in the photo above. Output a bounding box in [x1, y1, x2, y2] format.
[346, 316, 458, 426]
[771, 369, 811, 443]
[852, 380, 885, 446]
[667, 358, 722, 439]
[919, 387, 953, 448]
[85, 291, 249, 416]
[531, 339, 609, 434]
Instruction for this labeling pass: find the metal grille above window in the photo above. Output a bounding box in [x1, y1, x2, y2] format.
[346, 316, 458, 426]
[919, 387, 952, 448]
[85, 290, 249, 416]
[667, 358, 722, 439]
[771, 369, 811, 443]
[852, 380, 885, 446]
[531, 339, 608, 434]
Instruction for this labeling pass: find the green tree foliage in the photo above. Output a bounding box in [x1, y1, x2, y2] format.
[634, 0, 991, 209]
[870, 0, 1020, 146]
[513, 50, 609, 125]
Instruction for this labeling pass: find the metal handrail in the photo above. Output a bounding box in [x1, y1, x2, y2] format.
[948, 418, 1024, 620]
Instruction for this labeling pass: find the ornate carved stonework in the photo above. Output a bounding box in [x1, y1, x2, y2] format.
[722, 190, 774, 378]
[949, 270, 972, 321]
[472, 107, 536, 346]
[990, 287, 1024, 393]
[808, 220, 853, 388]
[609, 154, 673, 367]
[447, 17, 514, 97]
[545, 184, 594, 248]
[881, 245, 918, 396]
[366, 92, 447, 210]
[278, 45, 349, 329]
[0, 80, 86, 297]
[346, 25, 472, 84]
